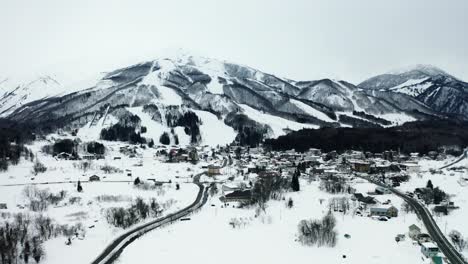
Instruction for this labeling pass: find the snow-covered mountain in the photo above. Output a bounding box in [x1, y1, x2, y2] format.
[0, 55, 455, 146]
[359, 65, 468, 119]
[0, 75, 65, 116]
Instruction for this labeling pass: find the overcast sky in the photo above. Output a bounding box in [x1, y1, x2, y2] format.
[1, 0, 467, 84]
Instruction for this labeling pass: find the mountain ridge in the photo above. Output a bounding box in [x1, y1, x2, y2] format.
[0, 55, 462, 146]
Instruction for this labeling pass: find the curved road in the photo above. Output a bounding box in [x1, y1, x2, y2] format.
[91, 171, 210, 264]
[440, 148, 468, 170]
[361, 176, 467, 264]
[92, 157, 228, 264]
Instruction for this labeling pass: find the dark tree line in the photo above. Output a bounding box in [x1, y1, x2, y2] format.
[0, 212, 84, 264]
[171, 111, 201, 144]
[0, 119, 36, 171]
[106, 198, 161, 228]
[100, 124, 145, 144]
[265, 120, 468, 154]
[52, 139, 77, 156]
[224, 113, 268, 147]
[86, 142, 105, 155]
[352, 111, 392, 126]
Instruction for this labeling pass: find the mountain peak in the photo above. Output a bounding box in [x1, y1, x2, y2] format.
[386, 64, 454, 79]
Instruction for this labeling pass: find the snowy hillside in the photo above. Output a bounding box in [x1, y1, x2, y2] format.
[360, 65, 468, 119]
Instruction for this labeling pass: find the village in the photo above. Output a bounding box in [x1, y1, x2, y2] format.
[1, 134, 467, 264]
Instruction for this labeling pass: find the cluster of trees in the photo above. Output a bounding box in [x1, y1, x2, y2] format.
[100, 164, 122, 174]
[319, 176, 353, 194]
[32, 161, 47, 176]
[100, 124, 145, 144]
[224, 113, 267, 147]
[0, 213, 84, 264]
[0, 119, 36, 171]
[297, 212, 337, 247]
[328, 197, 351, 214]
[86, 142, 105, 155]
[52, 139, 77, 157]
[449, 230, 467, 252]
[159, 132, 170, 145]
[352, 111, 392, 126]
[142, 104, 162, 122]
[420, 180, 447, 205]
[23, 186, 67, 212]
[250, 173, 290, 210]
[166, 111, 201, 144]
[105, 198, 161, 229]
[265, 120, 468, 154]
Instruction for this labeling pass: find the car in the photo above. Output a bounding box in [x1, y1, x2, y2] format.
[378, 216, 388, 221]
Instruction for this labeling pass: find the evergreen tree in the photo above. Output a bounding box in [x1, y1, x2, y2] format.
[427, 180, 434, 190]
[77, 180, 83, 192]
[159, 132, 170, 145]
[291, 170, 300, 191]
[134, 177, 141, 185]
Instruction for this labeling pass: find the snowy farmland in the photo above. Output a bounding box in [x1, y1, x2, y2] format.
[116, 179, 427, 264]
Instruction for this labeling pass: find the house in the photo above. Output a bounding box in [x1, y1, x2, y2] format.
[400, 163, 421, 173]
[417, 233, 432, 244]
[0, 203, 7, 209]
[375, 186, 392, 195]
[370, 206, 398, 217]
[220, 190, 252, 203]
[57, 152, 73, 160]
[353, 193, 376, 204]
[349, 160, 371, 173]
[207, 165, 221, 176]
[89, 175, 100, 182]
[421, 242, 439, 258]
[409, 224, 421, 240]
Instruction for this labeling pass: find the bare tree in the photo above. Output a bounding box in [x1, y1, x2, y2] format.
[449, 230, 467, 252]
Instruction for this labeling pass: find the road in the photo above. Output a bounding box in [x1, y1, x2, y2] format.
[440, 148, 468, 170]
[0, 180, 132, 187]
[359, 175, 467, 264]
[91, 170, 210, 264]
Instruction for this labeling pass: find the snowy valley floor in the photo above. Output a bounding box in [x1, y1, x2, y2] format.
[117, 179, 427, 264]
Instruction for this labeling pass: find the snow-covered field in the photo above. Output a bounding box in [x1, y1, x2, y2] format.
[117, 179, 426, 264]
[0, 138, 211, 264]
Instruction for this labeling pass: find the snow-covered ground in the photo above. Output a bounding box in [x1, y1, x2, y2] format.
[0, 138, 212, 264]
[117, 179, 426, 264]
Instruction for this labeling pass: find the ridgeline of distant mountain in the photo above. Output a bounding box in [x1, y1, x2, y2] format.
[0, 54, 466, 146]
[359, 64, 468, 119]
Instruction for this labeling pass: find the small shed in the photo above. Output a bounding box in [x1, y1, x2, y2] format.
[207, 165, 221, 176]
[408, 224, 421, 239]
[370, 206, 398, 218]
[89, 175, 101, 182]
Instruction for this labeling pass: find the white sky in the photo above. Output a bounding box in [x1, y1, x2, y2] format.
[1, 0, 467, 84]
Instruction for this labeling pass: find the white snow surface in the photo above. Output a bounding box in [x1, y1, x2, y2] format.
[290, 99, 335, 123]
[240, 104, 318, 137]
[193, 110, 237, 146]
[117, 179, 423, 264]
